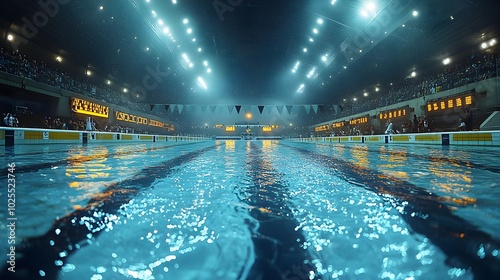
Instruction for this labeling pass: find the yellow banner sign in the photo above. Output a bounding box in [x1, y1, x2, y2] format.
[71, 98, 109, 118]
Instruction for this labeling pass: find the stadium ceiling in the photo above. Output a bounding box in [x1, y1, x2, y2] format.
[1, 0, 499, 106]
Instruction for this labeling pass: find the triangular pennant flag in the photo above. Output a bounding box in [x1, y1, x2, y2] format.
[312, 105, 319, 114]
[304, 104, 311, 114]
[318, 105, 324, 114]
[210, 105, 217, 113]
[285, 105, 293, 114]
[165, 104, 170, 112]
[227, 105, 234, 114]
[201, 105, 207, 113]
[266, 106, 273, 114]
[258, 105, 264, 114]
[150, 104, 155, 111]
[244, 105, 252, 113]
[235, 105, 242, 114]
[178, 104, 184, 114]
[333, 104, 339, 113]
[170, 104, 177, 114]
[276, 106, 284, 115]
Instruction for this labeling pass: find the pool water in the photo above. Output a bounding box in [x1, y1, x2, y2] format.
[1, 140, 499, 280]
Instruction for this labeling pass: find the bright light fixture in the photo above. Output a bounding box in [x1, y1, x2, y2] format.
[158, 19, 164, 26]
[187, 28, 192, 34]
[317, 18, 324, 24]
[313, 28, 318, 34]
[412, 10, 419, 17]
[442, 58, 451, 65]
[163, 27, 170, 34]
[183, 18, 189, 24]
[360, 2, 377, 18]
[297, 84, 305, 93]
[123, 88, 128, 93]
[7, 34, 14, 41]
[411, 71, 417, 78]
[55, 56, 62, 62]
[197, 77, 208, 89]
[303, 48, 308, 52]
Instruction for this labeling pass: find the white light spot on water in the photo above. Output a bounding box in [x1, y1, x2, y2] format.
[477, 244, 486, 259]
[96, 266, 107, 273]
[61, 263, 76, 272]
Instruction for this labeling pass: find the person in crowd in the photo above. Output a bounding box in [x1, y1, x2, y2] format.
[85, 117, 93, 131]
[3, 113, 10, 126]
[423, 117, 429, 132]
[458, 118, 466, 131]
[464, 108, 473, 131]
[413, 115, 418, 133]
[9, 114, 18, 127]
[384, 120, 394, 134]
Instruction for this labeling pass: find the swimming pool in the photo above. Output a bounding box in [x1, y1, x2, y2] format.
[1, 140, 499, 280]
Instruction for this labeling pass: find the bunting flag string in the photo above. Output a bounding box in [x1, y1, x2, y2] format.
[151, 104, 340, 114]
[276, 106, 284, 115]
[312, 105, 319, 114]
[258, 105, 264, 114]
[304, 104, 311, 114]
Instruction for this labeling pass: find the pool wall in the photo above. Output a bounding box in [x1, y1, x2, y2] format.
[293, 130, 500, 146]
[0, 127, 209, 146]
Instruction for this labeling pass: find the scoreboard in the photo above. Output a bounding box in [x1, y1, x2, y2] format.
[379, 108, 408, 120]
[426, 95, 472, 113]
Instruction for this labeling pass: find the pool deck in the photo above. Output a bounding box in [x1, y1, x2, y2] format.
[1, 127, 500, 147]
[0, 127, 209, 146]
[293, 130, 500, 147]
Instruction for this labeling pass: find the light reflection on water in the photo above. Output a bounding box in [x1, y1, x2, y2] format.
[305, 142, 499, 238]
[0, 141, 498, 279]
[61, 142, 253, 280]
